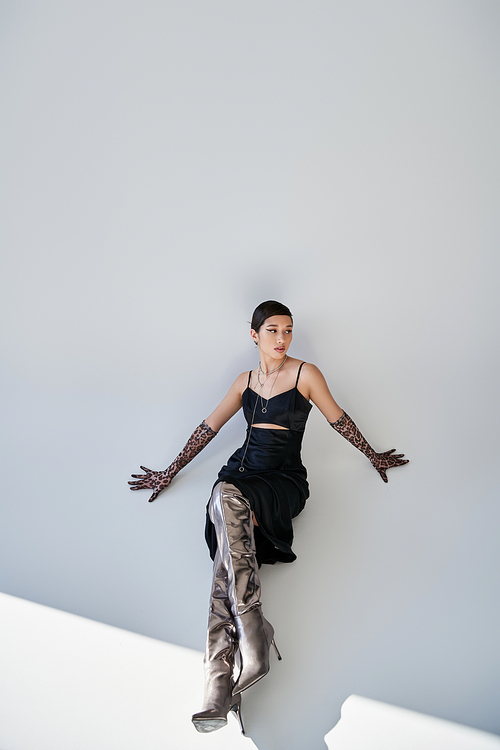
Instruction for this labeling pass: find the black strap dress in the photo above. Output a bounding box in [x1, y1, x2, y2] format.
[205, 362, 312, 565]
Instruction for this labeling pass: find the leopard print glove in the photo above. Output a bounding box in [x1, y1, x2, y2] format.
[129, 421, 217, 502]
[330, 412, 408, 483]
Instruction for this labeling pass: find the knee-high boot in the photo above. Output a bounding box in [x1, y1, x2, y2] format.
[191, 549, 244, 733]
[208, 482, 281, 696]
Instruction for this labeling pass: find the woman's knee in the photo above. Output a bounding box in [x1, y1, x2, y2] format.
[209, 482, 255, 527]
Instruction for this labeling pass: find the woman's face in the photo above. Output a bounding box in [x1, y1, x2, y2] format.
[251, 315, 293, 360]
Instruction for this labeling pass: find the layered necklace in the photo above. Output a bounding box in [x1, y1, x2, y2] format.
[239, 355, 287, 472]
[256, 356, 287, 414]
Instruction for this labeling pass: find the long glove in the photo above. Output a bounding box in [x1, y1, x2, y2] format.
[330, 412, 408, 483]
[129, 421, 217, 502]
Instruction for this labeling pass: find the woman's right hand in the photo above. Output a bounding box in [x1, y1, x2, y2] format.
[128, 466, 174, 502]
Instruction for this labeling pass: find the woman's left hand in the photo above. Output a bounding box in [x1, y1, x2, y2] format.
[370, 450, 409, 483]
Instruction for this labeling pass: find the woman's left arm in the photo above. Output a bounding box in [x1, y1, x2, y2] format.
[303, 364, 409, 483]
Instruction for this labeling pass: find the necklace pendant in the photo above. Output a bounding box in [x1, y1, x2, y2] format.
[239, 466, 245, 472]
[261, 407, 267, 413]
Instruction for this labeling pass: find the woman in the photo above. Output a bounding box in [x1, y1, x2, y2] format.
[129, 300, 408, 734]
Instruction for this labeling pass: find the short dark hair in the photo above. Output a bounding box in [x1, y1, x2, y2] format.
[251, 300, 293, 333]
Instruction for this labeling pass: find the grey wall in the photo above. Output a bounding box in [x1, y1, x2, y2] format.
[1, 2, 499, 748]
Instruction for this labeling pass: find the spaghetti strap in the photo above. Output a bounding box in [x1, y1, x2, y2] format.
[295, 362, 306, 387]
[247, 370, 252, 387]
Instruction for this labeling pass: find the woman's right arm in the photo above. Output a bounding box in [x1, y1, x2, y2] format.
[128, 372, 248, 502]
[204, 371, 248, 432]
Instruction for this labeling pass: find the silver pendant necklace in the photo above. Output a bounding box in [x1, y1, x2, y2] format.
[238, 356, 287, 471]
[257, 356, 287, 413]
[257, 355, 287, 382]
[259, 359, 285, 413]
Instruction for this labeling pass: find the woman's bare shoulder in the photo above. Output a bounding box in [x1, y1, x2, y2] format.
[283, 355, 306, 371]
[297, 362, 342, 420]
[232, 369, 252, 393]
[298, 361, 325, 381]
[296, 361, 332, 398]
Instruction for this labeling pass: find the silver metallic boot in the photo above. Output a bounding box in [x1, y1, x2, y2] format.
[208, 482, 281, 696]
[192, 549, 244, 734]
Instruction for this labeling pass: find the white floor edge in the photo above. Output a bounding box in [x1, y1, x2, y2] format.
[0, 592, 254, 750]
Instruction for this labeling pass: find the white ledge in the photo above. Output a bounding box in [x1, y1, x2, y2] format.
[0, 592, 255, 750]
[326, 694, 500, 750]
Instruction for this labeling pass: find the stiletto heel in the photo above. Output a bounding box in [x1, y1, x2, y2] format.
[271, 638, 282, 661]
[230, 694, 245, 734]
[232, 609, 282, 695]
